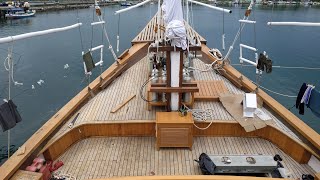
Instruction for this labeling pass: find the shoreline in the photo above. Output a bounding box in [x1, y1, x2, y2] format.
[1, 0, 319, 15]
[31, 1, 118, 12]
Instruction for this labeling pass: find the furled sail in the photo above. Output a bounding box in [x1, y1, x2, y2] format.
[162, 0, 187, 50]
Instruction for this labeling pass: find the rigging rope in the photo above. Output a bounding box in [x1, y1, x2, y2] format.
[97, 15, 118, 61]
[76, 6, 84, 52]
[231, 63, 320, 70]
[252, 81, 297, 98]
[188, 61, 216, 72]
[139, 76, 157, 102]
[117, 14, 121, 53]
[90, 7, 95, 50]
[190, 2, 194, 28]
[222, 7, 225, 51]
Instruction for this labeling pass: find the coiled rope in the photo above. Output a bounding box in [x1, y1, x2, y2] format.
[182, 104, 214, 130]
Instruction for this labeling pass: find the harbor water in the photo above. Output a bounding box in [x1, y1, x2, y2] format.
[0, 4, 319, 162]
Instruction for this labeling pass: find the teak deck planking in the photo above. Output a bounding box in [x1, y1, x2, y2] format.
[46, 57, 303, 146]
[55, 137, 315, 180]
[194, 80, 229, 101]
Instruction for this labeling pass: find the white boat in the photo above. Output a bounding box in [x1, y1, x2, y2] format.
[5, 9, 36, 19]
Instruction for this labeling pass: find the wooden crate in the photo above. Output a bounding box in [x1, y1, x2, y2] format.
[156, 112, 193, 150]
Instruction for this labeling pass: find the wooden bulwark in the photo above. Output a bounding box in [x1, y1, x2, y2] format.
[42, 121, 315, 165]
[194, 81, 229, 101]
[52, 135, 314, 179]
[91, 176, 291, 180]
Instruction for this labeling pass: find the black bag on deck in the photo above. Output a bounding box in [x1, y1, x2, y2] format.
[194, 153, 216, 175]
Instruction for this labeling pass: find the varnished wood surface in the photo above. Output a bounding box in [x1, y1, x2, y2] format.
[42, 121, 316, 165]
[156, 112, 193, 124]
[44, 56, 313, 163]
[54, 136, 315, 180]
[48, 57, 241, 142]
[156, 112, 193, 149]
[92, 176, 289, 180]
[150, 87, 199, 93]
[194, 80, 229, 101]
[151, 82, 198, 87]
[111, 94, 136, 113]
[201, 44, 320, 153]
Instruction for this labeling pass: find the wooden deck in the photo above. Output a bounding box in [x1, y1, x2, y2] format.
[55, 137, 315, 180]
[48, 57, 302, 143]
[131, 13, 206, 44]
[194, 80, 229, 101]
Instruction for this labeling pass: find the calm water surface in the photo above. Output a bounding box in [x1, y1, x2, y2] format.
[0, 4, 319, 160]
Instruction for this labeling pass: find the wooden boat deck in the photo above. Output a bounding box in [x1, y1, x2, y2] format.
[131, 13, 206, 44]
[194, 80, 229, 101]
[49, 57, 302, 143]
[55, 137, 315, 180]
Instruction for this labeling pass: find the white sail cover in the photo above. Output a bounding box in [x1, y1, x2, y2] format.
[162, 0, 187, 50]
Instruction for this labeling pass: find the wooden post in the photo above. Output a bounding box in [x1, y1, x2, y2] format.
[166, 51, 171, 111]
[179, 51, 184, 108]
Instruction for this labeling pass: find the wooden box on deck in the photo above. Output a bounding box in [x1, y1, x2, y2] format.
[156, 112, 194, 150]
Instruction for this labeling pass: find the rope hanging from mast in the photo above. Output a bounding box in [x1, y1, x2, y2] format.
[117, 14, 121, 53]
[94, 4, 117, 62]
[223, 0, 253, 61]
[222, 8, 225, 51]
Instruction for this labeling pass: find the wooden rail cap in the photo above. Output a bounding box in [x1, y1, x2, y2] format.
[117, 49, 129, 60]
[91, 175, 290, 180]
[150, 87, 199, 93]
[149, 46, 201, 52]
[151, 82, 198, 87]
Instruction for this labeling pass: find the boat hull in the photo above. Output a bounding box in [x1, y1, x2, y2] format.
[5, 10, 36, 19]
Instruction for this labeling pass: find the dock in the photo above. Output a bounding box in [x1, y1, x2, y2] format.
[0, 7, 10, 20]
[0, 1, 118, 20]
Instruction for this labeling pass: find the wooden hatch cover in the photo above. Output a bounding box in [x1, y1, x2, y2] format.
[194, 80, 229, 101]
